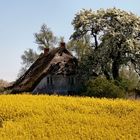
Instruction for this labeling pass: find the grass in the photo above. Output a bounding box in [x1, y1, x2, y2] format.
[0, 94, 140, 140]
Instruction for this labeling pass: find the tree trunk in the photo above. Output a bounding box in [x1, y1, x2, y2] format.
[101, 65, 111, 80]
[112, 61, 120, 80]
[91, 27, 98, 49]
[93, 34, 98, 49]
[103, 70, 111, 80]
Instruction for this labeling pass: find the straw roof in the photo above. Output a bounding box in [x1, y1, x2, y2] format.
[9, 47, 78, 93]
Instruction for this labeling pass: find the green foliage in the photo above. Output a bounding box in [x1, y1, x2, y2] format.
[115, 78, 132, 92]
[21, 49, 39, 68]
[0, 87, 4, 93]
[34, 24, 57, 50]
[67, 36, 95, 80]
[119, 66, 140, 91]
[19, 24, 58, 77]
[71, 8, 140, 79]
[67, 35, 92, 60]
[18, 49, 39, 77]
[84, 77, 125, 98]
[78, 50, 96, 80]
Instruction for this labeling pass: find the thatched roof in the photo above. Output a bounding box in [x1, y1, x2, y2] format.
[9, 47, 78, 93]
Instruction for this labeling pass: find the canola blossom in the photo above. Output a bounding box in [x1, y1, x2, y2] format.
[0, 94, 140, 140]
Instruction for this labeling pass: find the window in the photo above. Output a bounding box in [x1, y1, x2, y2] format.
[69, 77, 75, 85]
[47, 77, 49, 84]
[50, 77, 53, 85]
[47, 76, 53, 85]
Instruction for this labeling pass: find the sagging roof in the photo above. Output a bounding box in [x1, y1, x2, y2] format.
[9, 46, 78, 93]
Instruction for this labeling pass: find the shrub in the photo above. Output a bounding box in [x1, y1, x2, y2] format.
[115, 78, 137, 92]
[84, 77, 125, 98]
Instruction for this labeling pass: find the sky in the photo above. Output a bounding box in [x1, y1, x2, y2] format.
[0, 0, 140, 82]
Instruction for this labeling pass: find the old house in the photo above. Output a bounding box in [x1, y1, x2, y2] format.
[9, 42, 81, 94]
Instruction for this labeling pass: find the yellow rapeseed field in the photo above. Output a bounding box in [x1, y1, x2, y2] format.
[0, 94, 140, 140]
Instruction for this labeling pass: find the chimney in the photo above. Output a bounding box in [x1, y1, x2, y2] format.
[44, 48, 49, 55]
[60, 42, 66, 48]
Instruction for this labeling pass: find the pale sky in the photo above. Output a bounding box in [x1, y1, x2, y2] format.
[0, 0, 140, 82]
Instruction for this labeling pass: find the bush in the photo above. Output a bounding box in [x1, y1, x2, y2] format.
[115, 78, 137, 92]
[84, 77, 125, 98]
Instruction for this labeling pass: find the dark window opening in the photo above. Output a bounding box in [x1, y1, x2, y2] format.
[47, 77, 49, 84]
[50, 77, 53, 85]
[47, 77, 53, 85]
[69, 77, 75, 86]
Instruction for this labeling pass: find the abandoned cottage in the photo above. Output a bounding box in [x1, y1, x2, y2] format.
[10, 42, 81, 94]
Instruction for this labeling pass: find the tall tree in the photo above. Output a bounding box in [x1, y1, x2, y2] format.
[18, 49, 39, 77]
[34, 24, 57, 50]
[119, 66, 140, 91]
[71, 8, 140, 80]
[67, 35, 92, 60]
